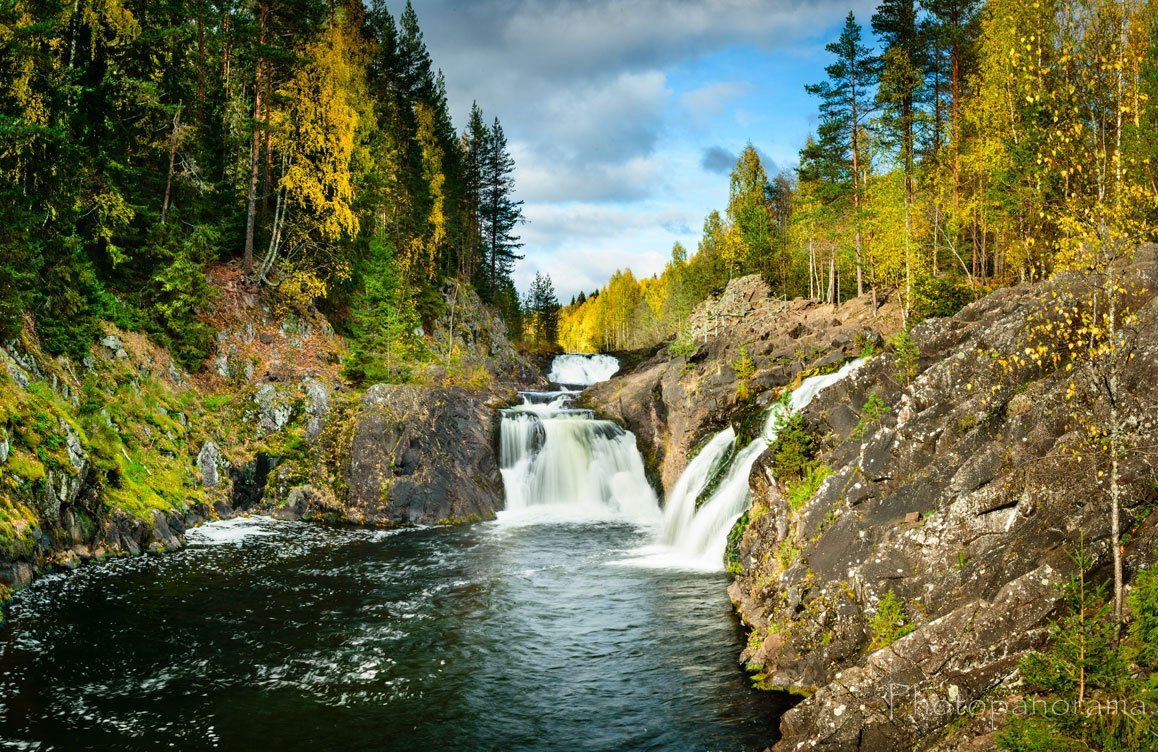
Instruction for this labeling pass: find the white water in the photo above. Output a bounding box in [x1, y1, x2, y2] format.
[623, 358, 868, 571]
[501, 354, 865, 571]
[547, 353, 620, 387]
[499, 367, 660, 524]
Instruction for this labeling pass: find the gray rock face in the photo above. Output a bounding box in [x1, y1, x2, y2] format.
[728, 247, 1158, 751]
[302, 378, 330, 440]
[336, 384, 505, 525]
[584, 274, 901, 491]
[0, 427, 8, 464]
[253, 384, 291, 435]
[99, 334, 128, 359]
[197, 441, 229, 488]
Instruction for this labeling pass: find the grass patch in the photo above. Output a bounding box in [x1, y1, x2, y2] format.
[785, 464, 832, 511]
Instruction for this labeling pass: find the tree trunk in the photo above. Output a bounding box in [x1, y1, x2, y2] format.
[161, 105, 181, 225]
[242, 2, 269, 278]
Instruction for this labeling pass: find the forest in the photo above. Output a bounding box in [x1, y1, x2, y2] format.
[559, 0, 1157, 354]
[0, 0, 527, 381]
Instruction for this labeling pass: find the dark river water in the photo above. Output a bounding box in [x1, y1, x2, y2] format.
[0, 516, 787, 751]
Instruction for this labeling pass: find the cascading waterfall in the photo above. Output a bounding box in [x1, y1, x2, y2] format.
[499, 355, 660, 522]
[499, 353, 865, 568]
[647, 357, 868, 570]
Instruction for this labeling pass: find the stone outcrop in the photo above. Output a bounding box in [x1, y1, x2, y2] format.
[583, 274, 901, 490]
[274, 384, 509, 526]
[723, 248, 1158, 751]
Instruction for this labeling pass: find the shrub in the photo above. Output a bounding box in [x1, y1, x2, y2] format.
[910, 274, 975, 326]
[868, 590, 915, 650]
[887, 331, 920, 385]
[785, 464, 832, 512]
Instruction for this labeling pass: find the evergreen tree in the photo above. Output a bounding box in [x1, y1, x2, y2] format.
[805, 12, 879, 296]
[527, 271, 560, 346]
[477, 117, 524, 300]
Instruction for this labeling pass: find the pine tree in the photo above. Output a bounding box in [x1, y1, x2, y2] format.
[477, 117, 524, 299]
[805, 12, 878, 297]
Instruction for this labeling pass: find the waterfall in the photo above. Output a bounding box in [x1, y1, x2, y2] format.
[498, 355, 659, 523]
[628, 358, 868, 571]
[548, 353, 621, 387]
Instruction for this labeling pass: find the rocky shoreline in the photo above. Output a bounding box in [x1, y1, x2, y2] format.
[588, 249, 1158, 751]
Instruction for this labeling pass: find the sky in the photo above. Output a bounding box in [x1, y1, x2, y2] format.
[406, 0, 878, 302]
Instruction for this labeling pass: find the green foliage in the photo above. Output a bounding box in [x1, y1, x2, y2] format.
[771, 410, 814, 484]
[667, 329, 698, 358]
[887, 331, 920, 385]
[725, 510, 750, 574]
[143, 224, 218, 369]
[910, 275, 975, 326]
[868, 590, 915, 650]
[344, 237, 427, 384]
[785, 464, 833, 512]
[853, 393, 889, 440]
[999, 551, 1158, 752]
[855, 331, 882, 358]
[733, 345, 756, 400]
[1128, 569, 1158, 672]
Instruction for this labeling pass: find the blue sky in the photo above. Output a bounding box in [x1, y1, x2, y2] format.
[406, 0, 877, 301]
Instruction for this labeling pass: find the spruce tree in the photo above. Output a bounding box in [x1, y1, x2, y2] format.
[478, 117, 524, 299]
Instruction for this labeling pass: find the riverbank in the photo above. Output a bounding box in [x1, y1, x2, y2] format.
[591, 250, 1158, 750]
[0, 274, 539, 610]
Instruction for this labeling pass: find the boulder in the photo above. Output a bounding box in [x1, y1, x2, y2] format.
[196, 441, 229, 489]
[253, 384, 291, 434]
[342, 384, 504, 525]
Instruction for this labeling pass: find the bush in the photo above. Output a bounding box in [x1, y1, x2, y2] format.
[868, 590, 915, 650]
[770, 410, 813, 484]
[999, 552, 1158, 752]
[785, 464, 832, 511]
[886, 331, 920, 385]
[910, 274, 975, 326]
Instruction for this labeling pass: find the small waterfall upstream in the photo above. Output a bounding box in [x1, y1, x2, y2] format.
[499, 356, 659, 522]
[500, 353, 865, 571]
[547, 353, 621, 388]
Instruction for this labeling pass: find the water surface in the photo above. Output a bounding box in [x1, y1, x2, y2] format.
[0, 516, 786, 751]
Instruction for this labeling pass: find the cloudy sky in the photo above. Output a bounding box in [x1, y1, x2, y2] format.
[406, 0, 877, 301]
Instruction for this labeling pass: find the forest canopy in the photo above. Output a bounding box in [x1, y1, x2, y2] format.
[0, 0, 526, 375]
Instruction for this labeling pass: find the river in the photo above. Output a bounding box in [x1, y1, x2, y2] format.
[0, 516, 785, 751]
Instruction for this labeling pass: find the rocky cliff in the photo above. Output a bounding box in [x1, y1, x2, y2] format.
[589, 250, 1158, 751]
[0, 272, 535, 605]
[728, 248, 1158, 749]
[583, 274, 901, 490]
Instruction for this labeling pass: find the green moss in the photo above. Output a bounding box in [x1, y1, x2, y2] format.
[0, 495, 37, 559]
[435, 514, 484, 526]
[725, 510, 750, 573]
[6, 450, 46, 483]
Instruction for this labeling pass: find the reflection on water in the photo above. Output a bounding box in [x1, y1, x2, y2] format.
[0, 517, 788, 751]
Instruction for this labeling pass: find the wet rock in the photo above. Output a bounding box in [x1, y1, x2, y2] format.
[343, 384, 504, 525]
